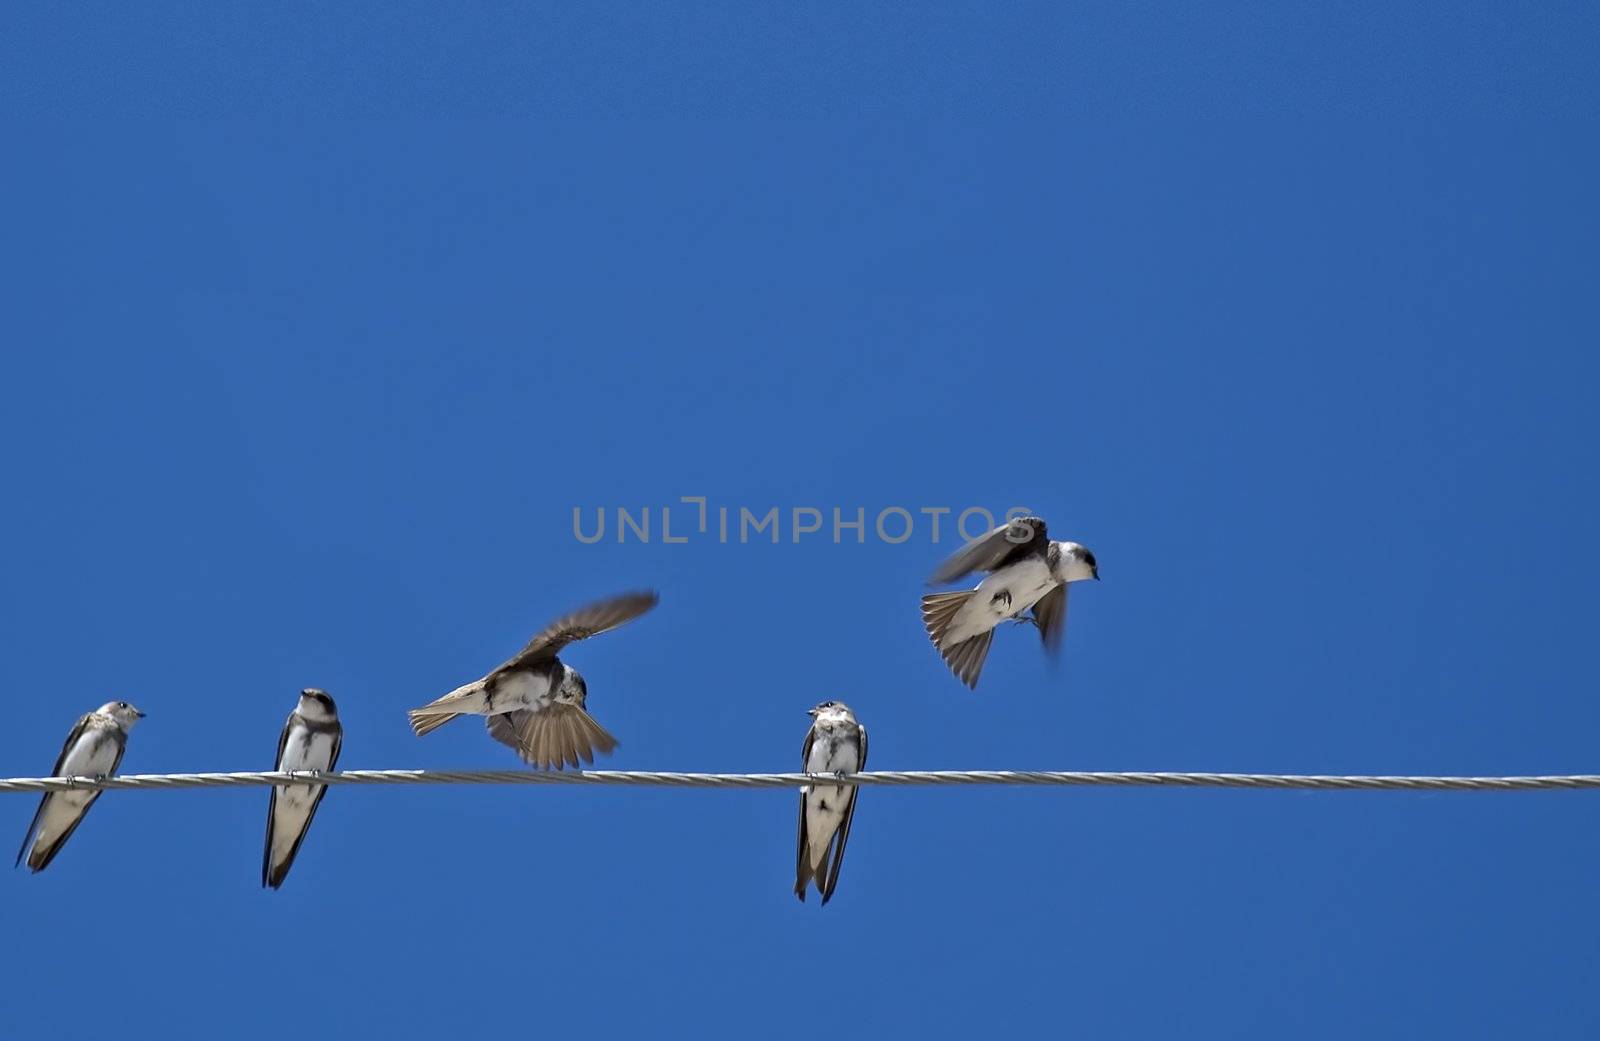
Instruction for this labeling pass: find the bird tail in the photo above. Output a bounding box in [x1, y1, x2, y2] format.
[795, 842, 813, 903]
[408, 680, 487, 736]
[921, 591, 995, 689]
[408, 710, 462, 736]
[920, 590, 971, 647]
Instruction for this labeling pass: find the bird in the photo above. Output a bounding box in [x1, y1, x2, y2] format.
[795, 700, 868, 905]
[16, 701, 145, 873]
[263, 688, 343, 889]
[407, 591, 658, 770]
[921, 516, 1099, 688]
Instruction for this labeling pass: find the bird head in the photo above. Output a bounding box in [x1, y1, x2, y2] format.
[809, 700, 855, 722]
[559, 665, 589, 706]
[1055, 542, 1100, 582]
[100, 700, 146, 728]
[298, 688, 339, 721]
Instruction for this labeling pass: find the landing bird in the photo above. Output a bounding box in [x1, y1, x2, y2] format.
[263, 688, 343, 889]
[795, 700, 868, 905]
[921, 516, 1099, 688]
[407, 591, 658, 770]
[16, 701, 145, 873]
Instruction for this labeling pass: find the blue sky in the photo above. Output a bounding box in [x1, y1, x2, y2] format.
[4, 3, 1599, 1039]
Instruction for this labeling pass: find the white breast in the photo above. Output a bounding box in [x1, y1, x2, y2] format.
[806, 727, 861, 774]
[939, 558, 1058, 645]
[60, 729, 119, 777]
[806, 733, 837, 774]
[976, 558, 1055, 611]
[280, 728, 337, 772]
[495, 669, 555, 710]
[802, 727, 861, 871]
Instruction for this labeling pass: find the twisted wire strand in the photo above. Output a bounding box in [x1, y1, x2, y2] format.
[1, 768, 1598, 794]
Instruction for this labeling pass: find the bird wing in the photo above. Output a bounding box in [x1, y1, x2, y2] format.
[794, 725, 820, 899]
[927, 517, 1048, 585]
[262, 712, 295, 885]
[15, 713, 96, 867]
[820, 725, 867, 905]
[941, 629, 995, 690]
[17, 715, 123, 873]
[490, 591, 659, 676]
[1032, 583, 1069, 656]
[486, 705, 619, 771]
[264, 716, 343, 888]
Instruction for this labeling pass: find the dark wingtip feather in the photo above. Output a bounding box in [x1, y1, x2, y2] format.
[941, 629, 993, 689]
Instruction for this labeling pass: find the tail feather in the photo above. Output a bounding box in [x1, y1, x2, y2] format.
[920, 590, 972, 648]
[25, 792, 101, 873]
[922, 590, 994, 688]
[409, 680, 489, 736]
[408, 711, 462, 737]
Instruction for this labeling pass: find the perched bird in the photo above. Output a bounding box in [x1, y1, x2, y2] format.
[263, 688, 343, 889]
[15, 701, 145, 873]
[795, 700, 868, 905]
[921, 516, 1099, 688]
[408, 591, 658, 770]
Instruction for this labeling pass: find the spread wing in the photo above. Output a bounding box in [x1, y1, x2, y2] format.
[486, 706, 619, 771]
[490, 591, 659, 677]
[1032, 583, 1069, 655]
[927, 517, 1048, 585]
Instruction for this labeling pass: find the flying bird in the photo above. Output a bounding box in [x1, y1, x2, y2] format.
[795, 700, 868, 905]
[407, 591, 658, 770]
[921, 516, 1099, 688]
[16, 701, 145, 873]
[263, 688, 343, 889]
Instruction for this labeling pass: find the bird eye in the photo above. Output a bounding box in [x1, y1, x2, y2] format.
[117, 701, 128, 709]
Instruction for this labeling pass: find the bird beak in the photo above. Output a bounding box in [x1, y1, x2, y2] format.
[135, 710, 147, 718]
[1093, 568, 1101, 581]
